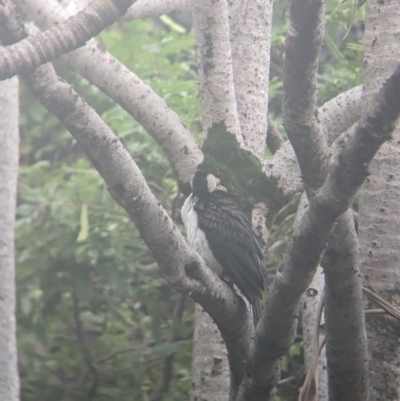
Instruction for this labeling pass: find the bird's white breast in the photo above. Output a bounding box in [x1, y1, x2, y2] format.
[181, 194, 224, 276]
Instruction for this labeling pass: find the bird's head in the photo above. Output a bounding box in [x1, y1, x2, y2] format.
[192, 170, 227, 197]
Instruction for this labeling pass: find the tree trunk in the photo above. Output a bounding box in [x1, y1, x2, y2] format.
[0, 76, 20, 401]
[191, 305, 230, 401]
[358, 1, 400, 399]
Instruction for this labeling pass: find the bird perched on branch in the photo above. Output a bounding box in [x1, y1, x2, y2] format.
[181, 169, 270, 325]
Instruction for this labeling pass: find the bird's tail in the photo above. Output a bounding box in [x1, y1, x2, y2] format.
[251, 298, 263, 327]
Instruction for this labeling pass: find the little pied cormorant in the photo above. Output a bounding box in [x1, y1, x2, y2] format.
[181, 170, 270, 325]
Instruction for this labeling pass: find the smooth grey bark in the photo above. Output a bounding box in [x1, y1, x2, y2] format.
[0, 76, 20, 401]
[358, 1, 400, 399]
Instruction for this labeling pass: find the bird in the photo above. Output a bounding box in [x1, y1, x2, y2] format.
[181, 169, 270, 325]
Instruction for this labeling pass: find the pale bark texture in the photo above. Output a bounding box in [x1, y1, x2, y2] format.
[301, 267, 328, 401]
[266, 118, 284, 154]
[190, 2, 250, 399]
[0, 76, 20, 401]
[359, 1, 400, 399]
[264, 86, 362, 203]
[0, 0, 136, 80]
[323, 212, 369, 401]
[192, 0, 242, 142]
[191, 305, 230, 401]
[297, 198, 328, 401]
[123, 0, 191, 21]
[15, 0, 202, 188]
[283, 0, 327, 194]
[319, 85, 362, 146]
[229, 0, 273, 160]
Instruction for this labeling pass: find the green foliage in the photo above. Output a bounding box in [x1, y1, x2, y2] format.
[100, 20, 201, 138]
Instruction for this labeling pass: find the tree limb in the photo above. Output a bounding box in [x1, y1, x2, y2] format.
[238, 44, 400, 401]
[192, 0, 242, 142]
[264, 86, 362, 203]
[358, 2, 400, 398]
[0, 0, 136, 80]
[14, 0, 203, 189]
[322, 212, 369, 401]
[228, 0, 272, 159]
[319, 85, 363, 146]
[283, 0, 326, 194]
[123, 0, 192, 21]
[0, 53, 20, 401]
[299, 284, 325, 401]
[268, 10, 368, 398]
[363, 287, 400, 320]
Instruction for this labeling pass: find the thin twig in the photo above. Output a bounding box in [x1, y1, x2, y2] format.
[362, 287, 400, 320]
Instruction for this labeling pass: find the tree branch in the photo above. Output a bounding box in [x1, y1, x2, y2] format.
[300, 218, 328, 401]
[15, 0, 203, 189]
[322, 212, 369, 401]
[283, 0, 326, 194]
[123, 0, 191, 21]
[239, 46, 400, 401]
[264, 4, 367, 400]
[192, 0, 242, 141]
[0, 0, 136, 80]
[264, 86, 362, 204]
[0, 53, 20, 401]
[319, 85, 363, 146]
[228, 0, 272, 159]
[358, 2, 400, 398]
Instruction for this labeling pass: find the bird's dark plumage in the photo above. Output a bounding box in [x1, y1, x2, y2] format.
[181, 170, 270, 325]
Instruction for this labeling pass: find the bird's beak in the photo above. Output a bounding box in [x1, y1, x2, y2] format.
[216, 184, 227, 192]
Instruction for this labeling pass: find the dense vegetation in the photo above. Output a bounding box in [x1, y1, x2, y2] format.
[16, 1, 364, 400]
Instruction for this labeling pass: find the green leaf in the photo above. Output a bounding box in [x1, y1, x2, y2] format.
[76, 204, 89, 242]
